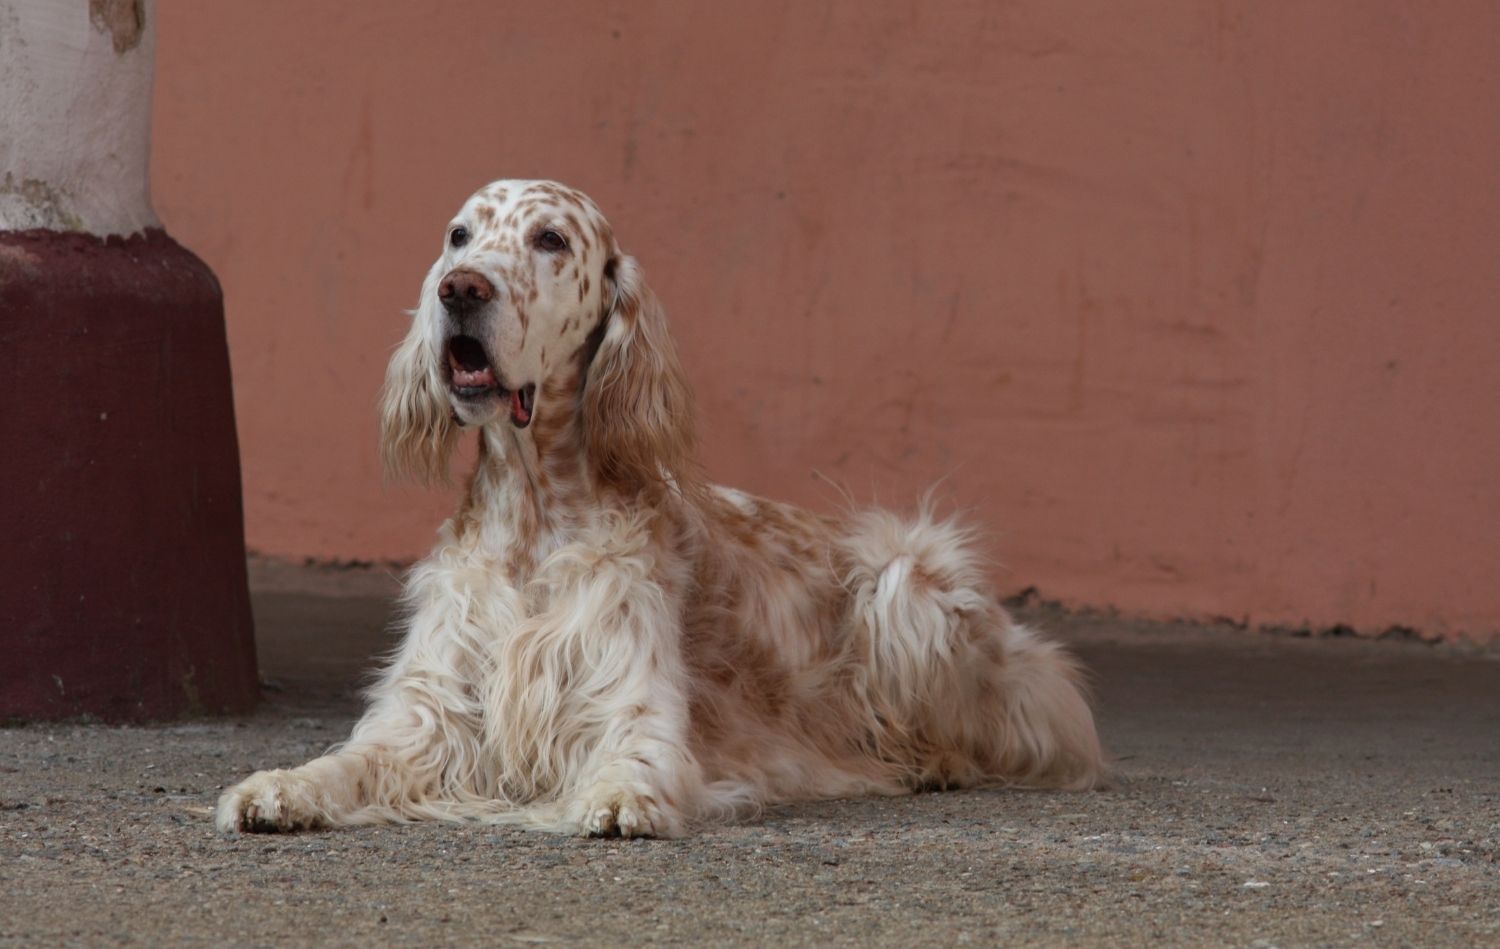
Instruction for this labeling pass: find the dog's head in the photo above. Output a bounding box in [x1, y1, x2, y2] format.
[379, 179, 695, 494]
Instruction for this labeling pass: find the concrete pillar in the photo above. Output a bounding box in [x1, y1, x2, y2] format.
[0, 0, 258, 719]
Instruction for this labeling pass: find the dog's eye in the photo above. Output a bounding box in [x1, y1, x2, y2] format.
[535, 230, 568, 253]
[449, 226, 469, 249]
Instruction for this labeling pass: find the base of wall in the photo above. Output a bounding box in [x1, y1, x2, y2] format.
[0, 229, 258, 721]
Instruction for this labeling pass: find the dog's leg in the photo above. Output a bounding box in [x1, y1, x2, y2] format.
[525, 564, 701, 839]
[213, 745, 384, 834]
[569, 645, 699, 838]
[216, 571, 508, 833]
[213, 686, 481, 833]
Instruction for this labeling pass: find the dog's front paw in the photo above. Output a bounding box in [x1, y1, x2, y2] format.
[576, 783, 675, 839]
[215, 769, 327, 834]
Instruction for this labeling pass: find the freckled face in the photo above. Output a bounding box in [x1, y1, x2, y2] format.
[430, 180, 614, 429]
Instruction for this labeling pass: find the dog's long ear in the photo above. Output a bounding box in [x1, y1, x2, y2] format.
[379, 271, 458, 485]
[582, 254, 698, 496]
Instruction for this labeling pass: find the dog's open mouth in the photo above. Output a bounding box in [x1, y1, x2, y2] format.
[446, 336, 534, 428]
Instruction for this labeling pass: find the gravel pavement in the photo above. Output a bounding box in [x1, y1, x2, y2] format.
[3, 563, 1496, 947]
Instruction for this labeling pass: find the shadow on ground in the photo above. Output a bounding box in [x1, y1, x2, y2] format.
[2, 564, 1496, 946]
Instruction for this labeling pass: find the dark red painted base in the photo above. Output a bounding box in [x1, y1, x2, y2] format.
[0, 229, 258, 720]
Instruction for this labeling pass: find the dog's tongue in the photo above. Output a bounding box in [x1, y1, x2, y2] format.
[510, 388, 531, 427]
[452, 364, 497, 389]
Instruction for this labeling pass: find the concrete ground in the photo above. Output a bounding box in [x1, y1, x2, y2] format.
[3, 562, 1497, 947]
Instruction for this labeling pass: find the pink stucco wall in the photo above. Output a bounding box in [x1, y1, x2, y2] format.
[150, 2, 1500, 641]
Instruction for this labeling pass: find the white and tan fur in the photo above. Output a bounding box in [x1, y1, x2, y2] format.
[217, 179, 1104, 838]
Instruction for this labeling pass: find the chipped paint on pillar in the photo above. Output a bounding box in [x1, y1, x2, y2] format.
[0, 0, 159, 234]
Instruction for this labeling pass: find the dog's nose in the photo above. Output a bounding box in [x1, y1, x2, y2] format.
[438, 269, 495, 314]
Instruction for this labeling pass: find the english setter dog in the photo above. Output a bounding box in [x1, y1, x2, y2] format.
[217, 180, 1104, 838]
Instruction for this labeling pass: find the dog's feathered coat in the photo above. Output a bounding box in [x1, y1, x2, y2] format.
[217, 180, 1104, 837]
